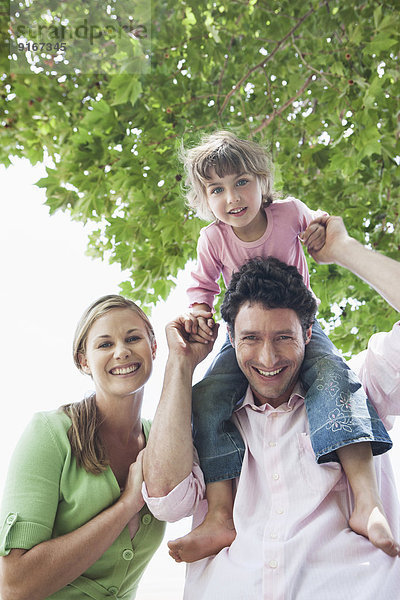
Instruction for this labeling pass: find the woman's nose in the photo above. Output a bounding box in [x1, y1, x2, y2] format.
[114, 342, 130, 359]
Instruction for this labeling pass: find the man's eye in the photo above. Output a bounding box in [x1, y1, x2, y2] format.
[243, 335, 257, 341]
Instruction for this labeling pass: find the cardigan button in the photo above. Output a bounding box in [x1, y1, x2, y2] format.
[141, 514, 152, 525]
[108, 586, 118, 595]
[6, 514, 17, 525]
[122, 549, 134, 561]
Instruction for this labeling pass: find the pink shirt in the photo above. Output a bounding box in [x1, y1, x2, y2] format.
[187, 197, 321, 308]
[144, 322, 400, 600]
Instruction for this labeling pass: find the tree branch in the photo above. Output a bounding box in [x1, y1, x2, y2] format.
[218, 5, 316, 116]
[251, 74, 313, 134]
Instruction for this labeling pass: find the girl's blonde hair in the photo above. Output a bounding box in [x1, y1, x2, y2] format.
[62, 295, 155, 474]
[180, 130, 279, 221]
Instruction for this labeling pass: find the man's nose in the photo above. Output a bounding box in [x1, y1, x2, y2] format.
[259, 341, 278, 367]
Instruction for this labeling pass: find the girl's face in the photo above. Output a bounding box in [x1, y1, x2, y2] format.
[205, 169, 266, 240]
[79, 308, 156, 403]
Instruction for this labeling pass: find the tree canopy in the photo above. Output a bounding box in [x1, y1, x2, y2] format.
[1, 0, 399, 353]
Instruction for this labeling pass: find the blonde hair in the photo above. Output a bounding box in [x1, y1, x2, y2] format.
[180, 130, 279, 221]
[62, 295, 155, 474]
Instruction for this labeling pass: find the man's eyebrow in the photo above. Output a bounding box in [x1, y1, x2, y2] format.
[238, 328, 296, 336]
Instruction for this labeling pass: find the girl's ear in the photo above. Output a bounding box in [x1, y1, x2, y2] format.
[78, 353, 91, 375]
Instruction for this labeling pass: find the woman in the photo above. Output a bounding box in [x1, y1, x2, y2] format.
[0, 295, 165, 600]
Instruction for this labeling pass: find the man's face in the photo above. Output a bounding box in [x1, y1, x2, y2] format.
[231, 302, 312, 408]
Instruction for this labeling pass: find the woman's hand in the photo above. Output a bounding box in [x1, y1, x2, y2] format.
[120, 450, 145, 515]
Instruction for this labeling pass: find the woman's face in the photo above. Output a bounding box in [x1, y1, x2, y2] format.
[79, 308, 156, 402]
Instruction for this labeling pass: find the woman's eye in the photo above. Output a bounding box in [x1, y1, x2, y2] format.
[127, 336, 140, 343]
[99, 342, 112, 348]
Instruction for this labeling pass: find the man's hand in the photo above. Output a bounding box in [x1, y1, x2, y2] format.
[166, 315, 219, 372]
[308, 215, 351, 264]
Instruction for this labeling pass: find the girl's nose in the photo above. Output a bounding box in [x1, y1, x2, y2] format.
[227, 187, 239, 203]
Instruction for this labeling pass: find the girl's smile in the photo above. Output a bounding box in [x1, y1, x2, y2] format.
[206, 169, 267, 242]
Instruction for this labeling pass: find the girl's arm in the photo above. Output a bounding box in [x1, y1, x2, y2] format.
[311, 216, 400, 312]
[0, 451, 144, 600]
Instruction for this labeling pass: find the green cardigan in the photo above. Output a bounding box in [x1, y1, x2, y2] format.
[0, 410, 166, 599]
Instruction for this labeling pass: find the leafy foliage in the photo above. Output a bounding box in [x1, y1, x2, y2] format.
[1, 0, 399, 353]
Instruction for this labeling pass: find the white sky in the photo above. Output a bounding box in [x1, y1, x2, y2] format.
[1, 158, 399, 599]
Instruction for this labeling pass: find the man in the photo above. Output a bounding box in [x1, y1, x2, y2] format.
[143, 216, 400, 600]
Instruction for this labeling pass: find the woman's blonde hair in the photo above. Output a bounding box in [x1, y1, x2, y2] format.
[62, 295, 155, 474]
[180, 130, 279, 221]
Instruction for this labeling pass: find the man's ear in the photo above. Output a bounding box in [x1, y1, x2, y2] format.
[78, 353, 91, 375]
[305, 325, 313, 345]
[228, 326, 235, 346]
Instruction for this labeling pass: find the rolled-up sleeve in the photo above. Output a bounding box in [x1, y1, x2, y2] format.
[0, 413, 64, 555]
[351, 321, 400, 429]
[143, 462, 205, 523]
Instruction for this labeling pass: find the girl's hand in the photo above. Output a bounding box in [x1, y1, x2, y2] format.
[120, 450, 146, 516]
[183, 310, 215, 344]
[300, 217, 328, 253]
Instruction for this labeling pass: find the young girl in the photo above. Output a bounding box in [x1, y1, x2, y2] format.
[168, 130, 395, 563]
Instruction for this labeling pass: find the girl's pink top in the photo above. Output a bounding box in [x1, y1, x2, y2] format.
[187, 197, 322, 308]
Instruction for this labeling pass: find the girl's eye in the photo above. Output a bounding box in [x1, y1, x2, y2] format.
[236, 179, 248, 187]
[211, 186, 223, 195]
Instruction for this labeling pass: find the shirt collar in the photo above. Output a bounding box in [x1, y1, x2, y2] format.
[235, 383, 305, 414]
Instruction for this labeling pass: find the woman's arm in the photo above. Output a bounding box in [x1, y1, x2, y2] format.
[143, 316, 218, 498]
[310, 215, 400, 311]
[0, 451, 144, 600]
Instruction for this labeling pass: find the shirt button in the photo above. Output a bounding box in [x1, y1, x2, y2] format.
[276, 508, 284, 515]
[272, 473, 279, 480]
[269, 441, 276, 447]
[6, 514, 17, 525]
[270, 532, 278, 539]
[269, 560, 278, 569]
[108, 586, 118, 595]
[122, 549, 134, 561]
[141, 514, 152, 525]
[271, 412, 278, 418]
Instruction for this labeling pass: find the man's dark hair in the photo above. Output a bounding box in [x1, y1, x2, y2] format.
[221, 257, 317, 340]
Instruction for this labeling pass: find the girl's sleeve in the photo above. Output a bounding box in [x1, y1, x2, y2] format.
[292, 197, 327, 232]
[0, 413, 64, 555]
[187, 226, 224, 309]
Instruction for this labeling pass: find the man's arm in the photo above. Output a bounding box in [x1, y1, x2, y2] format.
[310, 215, 400, 312]
[143, 316, 218, 497]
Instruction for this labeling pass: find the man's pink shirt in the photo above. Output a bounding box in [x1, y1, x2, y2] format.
[144, 323, 400, 600]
